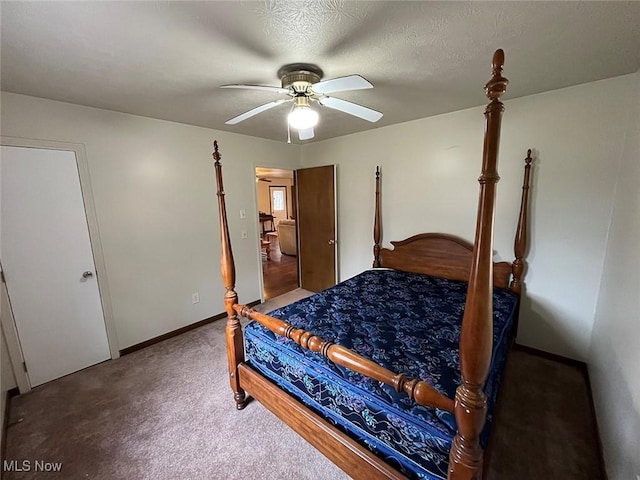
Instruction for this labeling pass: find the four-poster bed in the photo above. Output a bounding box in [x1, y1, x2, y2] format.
[214, 50, 533, 479]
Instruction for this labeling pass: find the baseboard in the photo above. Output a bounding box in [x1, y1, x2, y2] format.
[119, 299, 261, 356]
[1, 387, 19, 478]
[514, 343, 608, 479]
[583, 367, 609, 480]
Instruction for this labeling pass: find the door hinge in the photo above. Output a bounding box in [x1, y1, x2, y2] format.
[22, 362, 28, 373]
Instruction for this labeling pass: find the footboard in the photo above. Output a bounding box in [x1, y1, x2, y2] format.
[237, 363, 408, 479]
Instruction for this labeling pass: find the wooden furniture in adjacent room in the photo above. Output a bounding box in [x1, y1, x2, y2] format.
[260, 239, 271, 261]
[213, 50, 534, 480]
[259, 213, 275, 237]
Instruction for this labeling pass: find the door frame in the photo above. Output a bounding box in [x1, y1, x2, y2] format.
[1, 263, 29, 393]
[253, 165, 299, 301]
[1, 136, 119, 391]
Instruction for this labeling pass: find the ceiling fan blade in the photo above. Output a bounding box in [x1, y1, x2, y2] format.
[312, 75, 373, 94]
[221, 84, 290, 95]
[225, 99, 289, 125]
[319, 97, 383, 122]
[298, 127, 315, 141]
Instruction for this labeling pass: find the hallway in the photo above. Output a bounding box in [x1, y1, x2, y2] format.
[262, 234, 298, 300]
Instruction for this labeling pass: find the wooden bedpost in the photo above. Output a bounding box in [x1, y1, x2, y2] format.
[373, 166, 382, 268]
[509, 149, 533, 295]
[448, 50, 508, 480]
[213, 140, 247, 410]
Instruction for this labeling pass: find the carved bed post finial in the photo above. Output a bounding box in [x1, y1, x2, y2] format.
[510, 149, 533, 295]
[373, 166, 382, 268]
[213, 140, 220, 162]
[487, 49, 508, 101]
[213, 140, 247, 410]
[449, 50, 509, 480]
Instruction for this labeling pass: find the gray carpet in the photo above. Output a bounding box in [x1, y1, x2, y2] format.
[4, 289, 602, 479]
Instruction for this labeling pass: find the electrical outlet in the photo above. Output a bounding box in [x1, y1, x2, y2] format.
[239, 209, 246, 219]
[191, 292, 200, 304]
[241, 229, 248, 239]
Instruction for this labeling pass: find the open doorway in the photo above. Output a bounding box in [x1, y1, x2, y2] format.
[255, 167, 299, 300]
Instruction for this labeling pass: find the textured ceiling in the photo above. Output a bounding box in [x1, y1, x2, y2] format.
[2, 1, 640, 143]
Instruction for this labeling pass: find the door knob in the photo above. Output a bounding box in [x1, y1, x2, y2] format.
[82, 271, 94, 278]
[328, 240, 335, 245]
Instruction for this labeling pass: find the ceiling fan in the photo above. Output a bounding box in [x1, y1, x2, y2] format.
[221, 63, 383, 141]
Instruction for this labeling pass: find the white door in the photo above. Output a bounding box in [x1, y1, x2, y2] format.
[1, 146, 110, 387]
[269, 186, 288, 228]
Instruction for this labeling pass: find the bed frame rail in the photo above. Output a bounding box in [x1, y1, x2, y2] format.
[235, 304, 454, 413]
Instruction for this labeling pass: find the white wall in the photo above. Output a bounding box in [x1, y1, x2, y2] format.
[590, 72, 640, 480]
[301, 74, 637, 361]
[0, 92, 301, 349]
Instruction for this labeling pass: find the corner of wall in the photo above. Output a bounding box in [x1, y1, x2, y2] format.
[589, 70, 640, 480]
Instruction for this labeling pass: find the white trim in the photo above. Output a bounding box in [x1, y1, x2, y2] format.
[252, 165, 266, 302]
[1, 264, 31, 393]
[0, 136, 120, 362]
[332, 164, 339, 284]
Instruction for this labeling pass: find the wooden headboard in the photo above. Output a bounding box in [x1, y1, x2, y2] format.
[379, 233, 513, 289]
[373, 149, 533, 294]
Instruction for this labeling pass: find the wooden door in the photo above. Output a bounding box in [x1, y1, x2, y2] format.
[295, 165, 336, 292]
[1, 146, 111, 386]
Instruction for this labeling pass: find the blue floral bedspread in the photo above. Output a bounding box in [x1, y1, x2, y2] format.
[244, 269, 518, 479]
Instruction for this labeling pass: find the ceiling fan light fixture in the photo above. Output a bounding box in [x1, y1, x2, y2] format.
[223, 64, 380, 139]
[288, 102, 319, 130]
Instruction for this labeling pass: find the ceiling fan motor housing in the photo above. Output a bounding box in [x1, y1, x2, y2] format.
[279, 63, 323, 94]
